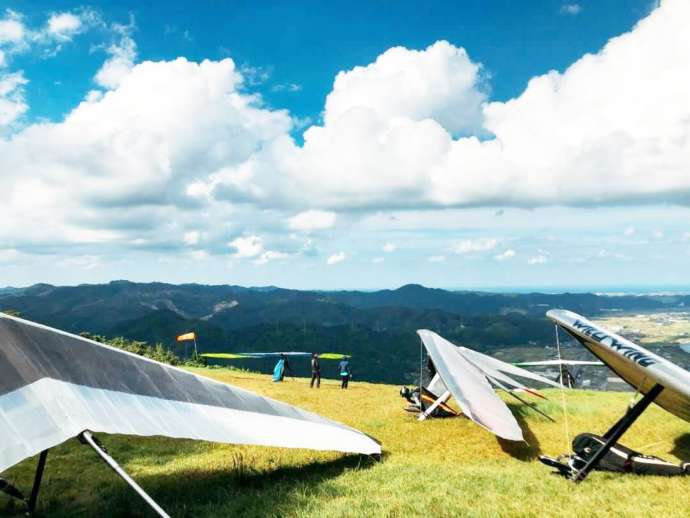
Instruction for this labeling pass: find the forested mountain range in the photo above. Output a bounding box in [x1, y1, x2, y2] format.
[1, 281, 686, 383]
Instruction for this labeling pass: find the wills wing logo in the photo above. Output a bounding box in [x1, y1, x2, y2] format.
[571, 319, 657, 368]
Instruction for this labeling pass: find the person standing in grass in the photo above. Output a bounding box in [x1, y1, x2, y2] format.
[338, 358, 351, 389]
[310, 352, 321, 388]
[274, 353, 292, 382]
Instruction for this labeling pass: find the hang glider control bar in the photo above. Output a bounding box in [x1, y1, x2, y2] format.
[79, 431, 171, 518]
[1, 431, 170, 517]
[540, 383, 665, 482]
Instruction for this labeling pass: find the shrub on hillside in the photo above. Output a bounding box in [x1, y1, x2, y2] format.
[79, 332, 207, 367]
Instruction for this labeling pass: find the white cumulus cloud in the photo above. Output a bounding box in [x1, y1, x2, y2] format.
[382, 242, 396, 253]
[254, 250, 289, 265]
[0, 10, 25, 45]
[527, 254, 548, 265]
[183, 231, 200, 246]
[327, 251, 346, 265]
[324, 41, 487, 135]
[46, 13, 83, 40]
[94, 23, 137, 89]
[288, 209, 337, 231]
[0, 56, 291, 250]
[230, 235, 264, 258]
[560, 4, 582, 15]
[0, 71, 27, 127]
[495, 249, 516, 261]
[451, 238, 497, 255]
[210, 0, 690, 211]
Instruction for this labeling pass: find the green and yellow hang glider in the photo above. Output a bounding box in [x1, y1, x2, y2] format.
[201, 351, 351, 360]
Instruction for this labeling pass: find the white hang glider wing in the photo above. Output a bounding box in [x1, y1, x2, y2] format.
[547, 309, 690, 423]
[417, 330, 560, 442]
[0, 313, 381, 513]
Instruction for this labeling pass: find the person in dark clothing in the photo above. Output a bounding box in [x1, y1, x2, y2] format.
[279, 354, 292, 381]
[310, 353, 321, 388]
[338, 359, 351, 389]
[427, 357, 436, 378]
[559, 364, 576, 388]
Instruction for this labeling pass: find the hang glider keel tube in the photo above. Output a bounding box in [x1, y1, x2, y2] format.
[2, 431, 170, 517]
[541, 384, 664, 482]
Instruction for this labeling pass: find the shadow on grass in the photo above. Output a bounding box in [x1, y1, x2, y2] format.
[671, 433, 690, 460]
[497, 404, 543, 461]
[41, 450, 384, 518]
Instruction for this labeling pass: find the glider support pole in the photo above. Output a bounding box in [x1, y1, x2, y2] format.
[572, 383, 664, 483]
[418, 390, 451, 421]
[27, 449, 49, 514]
[419, 335, 424, 419]
[79, 431, 171, 518]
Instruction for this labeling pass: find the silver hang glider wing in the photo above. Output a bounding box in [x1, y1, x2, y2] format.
[0, 313, 381, 475]
[417, 330, 524, 442]
[547, 309, 690, 423]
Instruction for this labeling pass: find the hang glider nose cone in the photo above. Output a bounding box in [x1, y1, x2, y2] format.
[546, 309, 579, 325]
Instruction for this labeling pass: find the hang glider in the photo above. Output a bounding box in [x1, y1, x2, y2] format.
[0, 313, 380, 516]
[415, 330, 562, 442]
[203, 351, 310, 359]
[516, 360, 603, 367]
[202, 352, 351, 360]
[541, 309, 690, 482]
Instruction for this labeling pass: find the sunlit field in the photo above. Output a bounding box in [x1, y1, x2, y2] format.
[594, 313, 690, 345]
[2, 368, 689, 517]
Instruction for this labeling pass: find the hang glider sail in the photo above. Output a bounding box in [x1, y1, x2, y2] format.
[203, 351, 310, 359]
[542, 309, 690, 482]
[416, 330, 561, 442]
[0, 313, 380, 514]
[202, 352, 351, 360]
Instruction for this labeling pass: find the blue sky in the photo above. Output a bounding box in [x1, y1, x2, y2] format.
[15, 1, 652, 124]
[1, 0, 689, 290]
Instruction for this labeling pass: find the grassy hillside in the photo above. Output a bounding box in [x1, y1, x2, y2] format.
[2, 369, 690, 517]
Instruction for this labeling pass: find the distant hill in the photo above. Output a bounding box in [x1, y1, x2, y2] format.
[1, 281, 687, 383]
